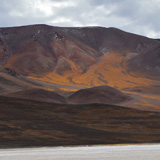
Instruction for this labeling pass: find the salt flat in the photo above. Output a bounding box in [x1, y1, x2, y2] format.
[0, 144, 160, 160]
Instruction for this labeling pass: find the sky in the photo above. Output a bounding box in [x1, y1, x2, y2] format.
[0, 0, 160, 38]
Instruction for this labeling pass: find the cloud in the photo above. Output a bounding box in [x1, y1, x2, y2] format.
[0, 0, 160, 38]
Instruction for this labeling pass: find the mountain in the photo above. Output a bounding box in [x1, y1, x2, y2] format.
[68, 85, 130, 104]
[0, 24, 160, 111]
[0, 24, 160, 147]
[3, 88, 67, 104]
[1, 25, 160, 79]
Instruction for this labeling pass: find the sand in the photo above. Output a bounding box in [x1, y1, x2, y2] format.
[0, 144, 160, 160]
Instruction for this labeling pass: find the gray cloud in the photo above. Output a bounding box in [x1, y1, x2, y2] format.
[0, 0, 160, 38]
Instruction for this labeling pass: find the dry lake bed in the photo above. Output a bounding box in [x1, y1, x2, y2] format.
[0, 144, 160, 160]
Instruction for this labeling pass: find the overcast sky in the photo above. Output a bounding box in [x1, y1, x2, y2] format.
[0, 0, 160, 38]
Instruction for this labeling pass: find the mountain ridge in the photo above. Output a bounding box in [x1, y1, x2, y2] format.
[0, 24, 160, 111]
[0, 24, 160, 148]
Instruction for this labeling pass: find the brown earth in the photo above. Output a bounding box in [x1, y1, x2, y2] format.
[68, 85, 131, 104]
[0, 96, 160, 148]
[3, 88, 67, 104]
[3, 85, 131, 107]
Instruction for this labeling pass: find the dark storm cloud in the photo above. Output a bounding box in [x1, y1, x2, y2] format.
[0, 0, 160, 38]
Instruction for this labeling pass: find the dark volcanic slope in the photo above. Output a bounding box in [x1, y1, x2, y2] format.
[128, 46, 160, 78]
[0, 96, 160, 148]
[4, 85, 129, 105]
[3, 88, 67, 104]
[0, 66, 59, 95]
[68, 85, 130, 104]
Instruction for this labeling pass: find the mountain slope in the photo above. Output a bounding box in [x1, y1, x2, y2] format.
[0, 96, 160, 148]
[0, 25, 160, 148]
[68, 85, 130, 104]
[3, 88, 67, 104]
[1, 25, 160, 80]
[0, 24, 160, 111]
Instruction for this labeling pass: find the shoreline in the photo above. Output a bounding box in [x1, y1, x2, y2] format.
[1, 142, 160, 150]
[1, 143, 160, 160]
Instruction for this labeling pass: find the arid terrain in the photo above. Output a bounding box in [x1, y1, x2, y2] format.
[0, 25, 160, 147]
[0, 25, 160, 110]
[0, 96, 160, 148]
[1, 145, 160, 160]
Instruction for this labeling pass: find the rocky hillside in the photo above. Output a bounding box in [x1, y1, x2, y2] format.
[0, 24, 160, 111]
